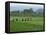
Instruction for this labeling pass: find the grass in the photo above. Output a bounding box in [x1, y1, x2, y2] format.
[10, 17, 43, 32]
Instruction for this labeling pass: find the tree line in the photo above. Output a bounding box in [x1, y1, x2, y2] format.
[10, 8, 43, 17]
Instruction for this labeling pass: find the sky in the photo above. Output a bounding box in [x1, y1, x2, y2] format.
[10, 3, 44, 12]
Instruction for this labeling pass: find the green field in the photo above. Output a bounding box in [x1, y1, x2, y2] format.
[10, 17, 43, 32]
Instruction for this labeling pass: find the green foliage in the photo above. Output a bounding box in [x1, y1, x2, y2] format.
[10, 8, 44, 32]
[16, 18, 18, 21]
[10, 17, 43, 32]
[22, 18, 24, 21]
[10, 8, 43, 17]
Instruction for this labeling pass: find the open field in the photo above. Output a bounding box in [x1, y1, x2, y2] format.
[10, 17, 43, 32]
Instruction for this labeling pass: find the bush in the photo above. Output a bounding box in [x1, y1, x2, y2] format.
[16, 18, 18, 21]
[25, 19, 27, 21]
[22, 18, 24, 21]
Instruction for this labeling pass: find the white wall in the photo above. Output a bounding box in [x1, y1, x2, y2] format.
[0, 0, 46, 35]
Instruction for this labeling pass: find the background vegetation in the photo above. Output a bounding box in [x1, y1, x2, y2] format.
[10, 8, 44, 32]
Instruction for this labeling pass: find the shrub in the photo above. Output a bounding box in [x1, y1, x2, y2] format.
[16, 18, 18, 21]
[22, 18, 24, 21]
[25, 19, 26, 21]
